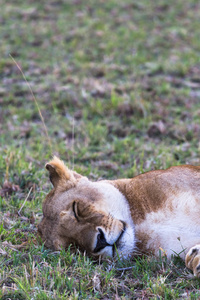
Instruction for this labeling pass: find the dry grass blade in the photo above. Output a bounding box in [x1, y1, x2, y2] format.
[18, 187, 33, 216]
[9, 54, 52, 151]
[72, 117, 75, 170]
[116, 266, 136, 271]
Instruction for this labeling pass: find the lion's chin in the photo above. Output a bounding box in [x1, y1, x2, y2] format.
[92, 244, 135, 260]
[93, 248, 134, 261]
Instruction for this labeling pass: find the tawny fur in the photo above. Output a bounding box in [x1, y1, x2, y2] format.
[38, 157, 200, 276]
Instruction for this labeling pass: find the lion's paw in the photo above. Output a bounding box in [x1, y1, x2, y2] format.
[185, 245, 200, 277]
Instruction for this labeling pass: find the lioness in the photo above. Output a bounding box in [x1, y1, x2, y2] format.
[38, 156, 200, 276]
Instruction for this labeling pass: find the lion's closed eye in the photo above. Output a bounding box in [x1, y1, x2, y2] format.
[73, 201, 79, 222]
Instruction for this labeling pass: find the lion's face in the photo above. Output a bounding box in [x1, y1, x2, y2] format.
[38, 157, 135, 258]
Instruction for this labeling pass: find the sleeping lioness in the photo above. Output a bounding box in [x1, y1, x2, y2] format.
[38, 156, 200, 276]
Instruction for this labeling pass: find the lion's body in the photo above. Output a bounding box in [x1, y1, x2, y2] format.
[109, 165, 200, 258]
[38, 157, 200, 276]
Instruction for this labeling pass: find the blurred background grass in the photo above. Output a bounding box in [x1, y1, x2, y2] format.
[1, 0, 200, 178]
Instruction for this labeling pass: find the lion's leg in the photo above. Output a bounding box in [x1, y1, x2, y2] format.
[185, 245, 200, 277]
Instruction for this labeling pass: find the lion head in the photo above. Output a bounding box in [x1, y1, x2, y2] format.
[38, 156, 135, 258]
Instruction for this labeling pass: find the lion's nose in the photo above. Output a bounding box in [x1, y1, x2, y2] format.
[93, 228, 111, 253]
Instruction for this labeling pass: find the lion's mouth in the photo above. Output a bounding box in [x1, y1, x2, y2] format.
[112, 221, 126, 257]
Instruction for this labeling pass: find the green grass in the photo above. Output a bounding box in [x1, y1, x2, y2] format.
[1, 0, 200, 298]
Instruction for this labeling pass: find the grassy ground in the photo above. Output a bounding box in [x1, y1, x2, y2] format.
[1, 0, 200, 298]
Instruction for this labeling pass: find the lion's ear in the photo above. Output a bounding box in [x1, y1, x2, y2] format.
[46, 156, 77, 190]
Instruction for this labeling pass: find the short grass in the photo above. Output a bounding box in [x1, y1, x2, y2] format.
[1, 0, 200, 298]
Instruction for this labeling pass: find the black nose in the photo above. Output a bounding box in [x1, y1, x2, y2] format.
[93, 228, 111, 253]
